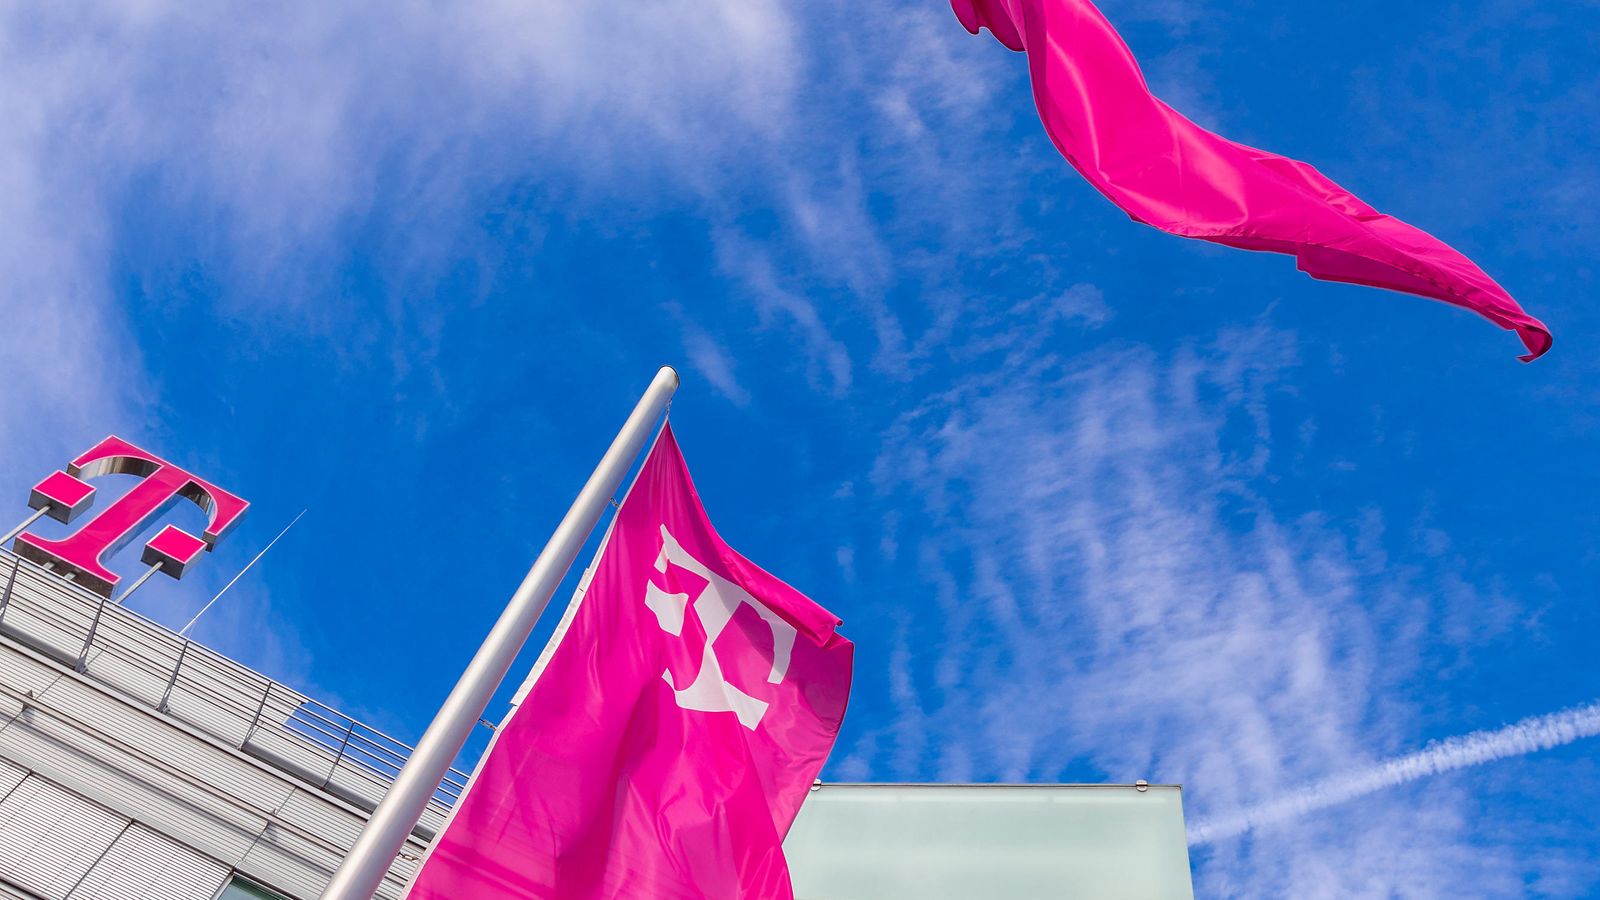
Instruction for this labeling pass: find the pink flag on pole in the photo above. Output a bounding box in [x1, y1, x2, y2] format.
[407, 424, 853, 900]
[953, 0, 1552, 360]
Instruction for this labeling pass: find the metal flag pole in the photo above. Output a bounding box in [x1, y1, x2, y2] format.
[321, 366, 679, 900]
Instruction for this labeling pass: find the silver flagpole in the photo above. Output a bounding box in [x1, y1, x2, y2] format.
[321, 366, 679, 900]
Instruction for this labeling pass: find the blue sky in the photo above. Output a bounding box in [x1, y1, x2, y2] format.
[2, 0, 1597, 895]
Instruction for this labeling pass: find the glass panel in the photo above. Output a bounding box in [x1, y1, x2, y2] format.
[783, 784, 1194, 900]
[217, 877, 291, 900]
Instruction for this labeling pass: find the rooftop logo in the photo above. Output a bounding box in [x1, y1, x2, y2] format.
[11, 436, 248, 597]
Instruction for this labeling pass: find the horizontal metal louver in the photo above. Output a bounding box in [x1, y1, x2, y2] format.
[0, 776, 127, 900]
[0, 556, 445, 898]
[0, 881, 46, 899]
[67, 823, 230, 900]
[0, 757, 24, 801]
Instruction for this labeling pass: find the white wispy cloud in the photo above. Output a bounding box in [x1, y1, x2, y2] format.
[668, 303, 752, 408]
[0, 0, 807, 369]
[856, 313, 1574, 896]
[713, 234, 855, 396]
[0, 23, 147, 475]
[0, 0, 808, 695]
[0, 0, 1039, 425]
[1190, 698, 1600, 845]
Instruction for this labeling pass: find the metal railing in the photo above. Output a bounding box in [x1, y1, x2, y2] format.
[285, 697, 469, 808]
[0, 548, 474, 834]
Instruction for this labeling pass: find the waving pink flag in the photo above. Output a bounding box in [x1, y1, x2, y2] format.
[407, 424, 853, 900]
[954, 0, 1552, 360]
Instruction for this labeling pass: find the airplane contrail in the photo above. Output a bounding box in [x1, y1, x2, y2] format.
[1188, 699, 1600, 845]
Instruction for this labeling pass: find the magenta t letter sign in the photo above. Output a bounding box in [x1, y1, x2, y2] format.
[14, 436, 249, 597]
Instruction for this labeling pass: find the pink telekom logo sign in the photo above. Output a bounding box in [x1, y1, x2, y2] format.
[13, 436, 248, 597]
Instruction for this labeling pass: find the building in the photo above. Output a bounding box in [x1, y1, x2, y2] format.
[0, 544, 1196, 899]
[0, 432, 1199, 898]
[0, 545, 1194, 900]
[0, 545, 458, 900]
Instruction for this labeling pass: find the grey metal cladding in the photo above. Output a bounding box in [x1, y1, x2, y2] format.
[237, 823, 354, 900]
[1, 551, 466, 834]
[270, 790, 428, 864]
[0, 653, 411, 897]
[0, 776, 129, 900]
[0, 757, 24, 800]
[66, 824, 230, 900]
[3, 567, 94, 665]
[0, 881, 45, 900]
[0, 682, 272, 867]
[0, 647, 53, 699]
[34, 674, 294, 813]
[0, 549, 458, 899]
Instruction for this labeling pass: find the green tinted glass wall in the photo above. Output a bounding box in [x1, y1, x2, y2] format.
[217, 878, 291, 900]
[783, 784, 1194, 900]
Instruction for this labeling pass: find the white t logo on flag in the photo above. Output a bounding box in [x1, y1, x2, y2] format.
[645, 525, 796, 730]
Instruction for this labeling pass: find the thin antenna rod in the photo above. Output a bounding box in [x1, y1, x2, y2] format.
[179, 509, 307, 638]
[0, 507, 49, 547]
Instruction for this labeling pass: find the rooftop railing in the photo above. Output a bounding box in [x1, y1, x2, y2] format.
[0, 548, 471, 839]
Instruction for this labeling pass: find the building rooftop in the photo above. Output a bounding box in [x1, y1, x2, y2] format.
[0, 547, 466, 841]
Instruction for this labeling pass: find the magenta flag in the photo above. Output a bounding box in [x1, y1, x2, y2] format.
[953, 0, 1552, 360]
[407, 424, 853, 900]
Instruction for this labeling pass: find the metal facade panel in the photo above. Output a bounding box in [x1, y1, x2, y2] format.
[33, 675, 295, 814]
[241, 725, 340, 792]
[0, 701, 269, 870]
[267, 790, 426, 896]
[0, 776, 129, 900]
[234, 824, 416, 900]
[0, 646, 55, 699]
[270, 789, 365, 850]
[235, 824, 340, 900]
[0, 569, 98, 665]
[0, 647, 423, 896]
[0, 882, 44, 899]
[0, 561, 441, 899]
[0, 757, 25, 800]
[272, 790, 428, 856]
[77, 642, 173, 709]
[67, 824, 230, 900]
[161, 659, 273, 750]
